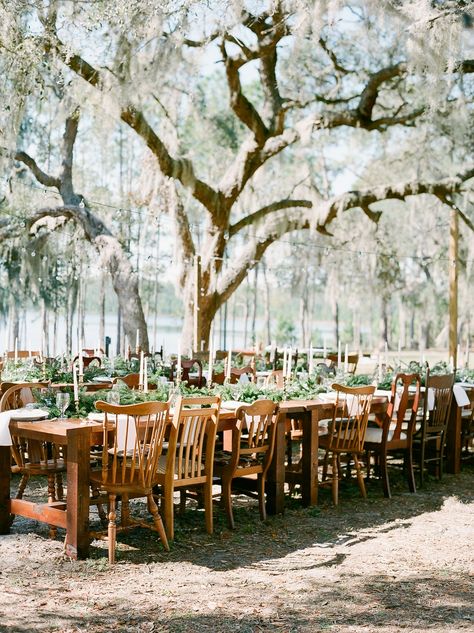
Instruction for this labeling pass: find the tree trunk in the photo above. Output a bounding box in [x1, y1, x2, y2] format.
[380, 297, 389, 348]
[262, 263, 271, 345]
[332, 300, 339, 347]
[251, 265, 259, 346]
[99, 272, 105, 351]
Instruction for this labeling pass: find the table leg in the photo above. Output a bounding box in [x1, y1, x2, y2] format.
[301, 410, 319, 507]
[0, 446, 11, 534]
[446, 402, 461, 474]
[65, 427, 91, 559]
[266, 412, 286, 515]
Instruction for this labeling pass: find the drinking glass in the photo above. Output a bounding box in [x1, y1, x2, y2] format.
[56, 392, 70, 420]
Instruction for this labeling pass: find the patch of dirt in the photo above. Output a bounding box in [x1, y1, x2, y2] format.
[1, 467, 473, 633]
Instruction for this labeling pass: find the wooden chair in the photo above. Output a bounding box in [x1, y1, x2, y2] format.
[112, 373, 140, 389]
[0, 382, 66, 534]
[413, 372, 454, 486]
[364, 373, 421, 498]
[319, 384, 375, 505]
[227, 365, 256, 384]
[155, 395, 220, 540]
[264, 370, 285, 389]
[6, 350, 41, 359]
[170, 359, 204, 387]
[214, 400, 279, 528]
[327, 353, 358, 374]
[72, 354, 102, 369]
[90, 400, 171, 564]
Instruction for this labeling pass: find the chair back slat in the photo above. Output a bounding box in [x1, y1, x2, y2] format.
[387, 373, 421, 441]
[95, 400, 169, 488]
[169, 396, 220, 481]
[328, 384, 375, 453]
[235, 400, 279, 469]
[424, 373, 454, 433]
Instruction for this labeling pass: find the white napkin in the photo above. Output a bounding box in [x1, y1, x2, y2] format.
[0, 411, 12, 446]
[427, 388, 435, 412]
[115, 414, 137, 454]
[453, 384, 470, 407]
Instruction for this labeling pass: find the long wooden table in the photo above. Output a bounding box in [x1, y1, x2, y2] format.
[0, 398, 388, 559]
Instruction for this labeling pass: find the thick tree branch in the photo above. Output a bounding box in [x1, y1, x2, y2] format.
[49, 35, 220, 215]
[59, 107, 81, 203]
[229, 199, 313, 237]
[14, 151, 60, 189]
[221, 42, 268, 145]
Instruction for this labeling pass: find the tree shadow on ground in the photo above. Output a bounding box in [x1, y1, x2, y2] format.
[8, 464, 474, 571]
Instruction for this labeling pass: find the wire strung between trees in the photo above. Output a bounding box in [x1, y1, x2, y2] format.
[3, 175, 469, 267]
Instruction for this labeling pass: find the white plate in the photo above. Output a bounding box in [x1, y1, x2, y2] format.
[10, 408, 49, 421]
[91, 376, 113, 383]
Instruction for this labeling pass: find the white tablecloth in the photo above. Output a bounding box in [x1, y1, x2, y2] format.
[0, 411, 12, 446]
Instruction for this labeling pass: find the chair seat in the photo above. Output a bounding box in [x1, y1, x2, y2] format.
[13, 459, 66, 475]
[90, 468, 152, 494]
[214, 449, 264, 468]
[364, 427, 407, 444]
[157, 455, 205, 478]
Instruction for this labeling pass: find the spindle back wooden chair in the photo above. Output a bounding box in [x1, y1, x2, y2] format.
[90, 400, 171, 563]
[214, 399, 279, 528]
[112, 373, 141, 389]
[0, 382, 65, 534]
[414, 372, 454, 486]
[264, 370, 285, 389]
[155, 395, 220, 540]
[72, 355, 102, 369]
[326, 353, 359, 374]
[319, 384, 375, 505]
[364, 373, 421, 497]
[170, 359, 204, 387]
[227, 365, 256, 384]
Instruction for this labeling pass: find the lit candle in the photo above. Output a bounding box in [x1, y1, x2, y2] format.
[177, 340, 182, 383]
[143, 356, 148, 393]
[226, 347, 232, 381]
[287, 347, 292, 379]
[449, 356, 454, 372]
[344, 344, 348, 373]
[282, 347, 287, 377]
[337, 340, 341, 369]
[28, 349, 32, 359]
[308, 342, 314, 374]
[136, 329, 140, 352]
[73, 363, 79, 403]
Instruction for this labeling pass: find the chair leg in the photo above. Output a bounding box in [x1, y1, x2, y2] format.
[55, 473, 64, 501]
[179, 490, 187, 515]
[418, 439, 424, 487]
[108, 494, 117, 564]
[147, 493, 170, 552]
[221, 477, 235, 530]
[47, 474, 58, 539]
[322, 451, 329, 481]
[406, 446, 416, 493]
[354, 454, 367, 499]
[380, 450, 391, 499]
[331, 454, 339, 505]
[121, 494, 131, 527]
[15, 474, 29, 500]
[204, 481, 213, 535]
[258, 475, 266, 522]
[162, 487, 175, 541]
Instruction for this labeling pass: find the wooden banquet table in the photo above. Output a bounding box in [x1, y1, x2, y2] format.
[0, 395, 387, 559]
